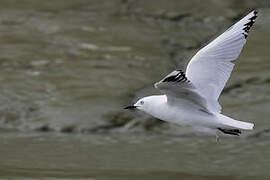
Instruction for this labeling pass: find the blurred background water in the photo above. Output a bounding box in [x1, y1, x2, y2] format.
[0, 0, 269, 179]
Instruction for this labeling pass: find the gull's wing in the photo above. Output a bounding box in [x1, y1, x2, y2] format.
[154, 70, 210, 112]
[186, 10, 258, 112]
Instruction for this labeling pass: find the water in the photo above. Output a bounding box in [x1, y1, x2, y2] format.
[0, 0, 269, 179]
[0, 132, 270, 179]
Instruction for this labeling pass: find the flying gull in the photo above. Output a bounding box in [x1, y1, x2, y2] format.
[125, 10, 258, 141]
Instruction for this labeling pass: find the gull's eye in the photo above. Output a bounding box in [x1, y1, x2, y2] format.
[140, 101, 144, 105]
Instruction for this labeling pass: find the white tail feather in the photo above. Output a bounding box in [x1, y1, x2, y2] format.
[218, 114, 254, 130]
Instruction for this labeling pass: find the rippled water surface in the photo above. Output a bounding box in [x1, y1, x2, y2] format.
[0, 0, 269, 179]
[0, 132, 270, 180]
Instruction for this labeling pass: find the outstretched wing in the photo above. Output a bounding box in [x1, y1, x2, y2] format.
[186, 10, 258, 112]
[154, 70, 210, 112]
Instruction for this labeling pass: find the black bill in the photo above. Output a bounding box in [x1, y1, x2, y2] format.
[124, 105, 137, 109]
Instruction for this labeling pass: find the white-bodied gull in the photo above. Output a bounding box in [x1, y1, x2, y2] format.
[125, 10, 258, 140]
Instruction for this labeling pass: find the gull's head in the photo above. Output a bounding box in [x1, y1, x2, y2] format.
[124, 97, 151, 112]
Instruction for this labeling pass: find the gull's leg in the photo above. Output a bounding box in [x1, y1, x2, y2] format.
[215, 131, 220, 143]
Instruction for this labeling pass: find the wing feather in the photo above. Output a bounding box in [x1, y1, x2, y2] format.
[155, 70, 210, 111]
[186, 10, 258, 112]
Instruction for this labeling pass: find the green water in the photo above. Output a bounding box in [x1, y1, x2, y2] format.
[0, 132, 270, 179]
[0, 0, 269, 179]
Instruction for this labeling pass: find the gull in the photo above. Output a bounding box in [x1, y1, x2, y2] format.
[125, 10, 258, 140]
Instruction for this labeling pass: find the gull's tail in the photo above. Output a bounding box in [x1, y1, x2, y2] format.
[218, 114, 254, 130]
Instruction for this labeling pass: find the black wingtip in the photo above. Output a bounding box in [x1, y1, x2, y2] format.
[242, 10, 258, 39]
[162, 70, 189, 83]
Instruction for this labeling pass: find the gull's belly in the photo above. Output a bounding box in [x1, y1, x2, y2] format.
[153, 104, 220, 128]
